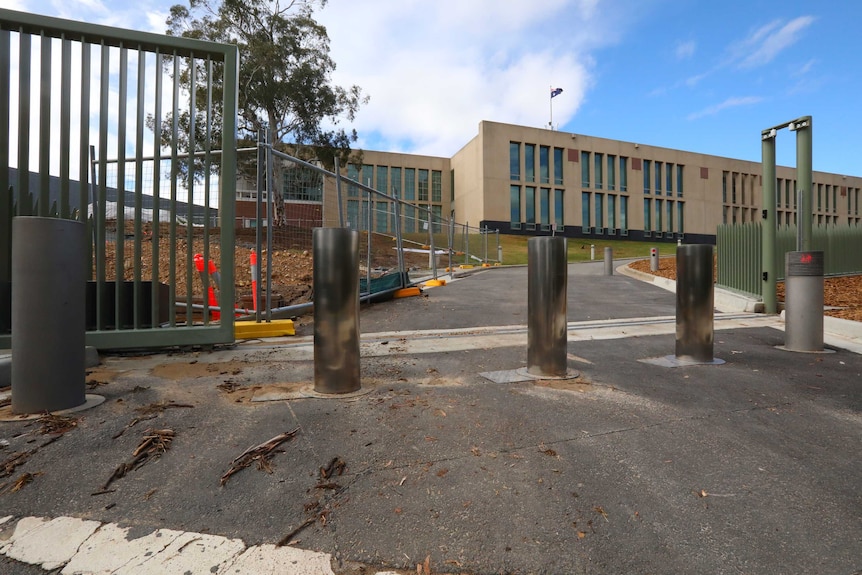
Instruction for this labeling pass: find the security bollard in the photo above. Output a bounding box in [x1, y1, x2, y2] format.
[313, 228, 361, 394]
[675, 244, 715, 362]
[12, 216, 86, 413]
[650, 247, 659, 272]
[784, 251, 824, 352]
[604, 247, 613, 276]
[527, 237, 568, 377]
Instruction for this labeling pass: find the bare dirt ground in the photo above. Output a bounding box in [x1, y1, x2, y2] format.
[628, 257, 862, 321]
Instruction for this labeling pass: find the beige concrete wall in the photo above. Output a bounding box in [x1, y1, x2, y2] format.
[451, 130, 483, 227]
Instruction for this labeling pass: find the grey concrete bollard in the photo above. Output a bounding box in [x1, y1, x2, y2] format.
[313, 228, 361, 394]
[784, 251, 824, 352]
[675, 244, 715, 362]
[12, 216, 87, 413]
[650, 247, 659, 272]
[604, 247, 613, 276]
[527, 237, 568, 377]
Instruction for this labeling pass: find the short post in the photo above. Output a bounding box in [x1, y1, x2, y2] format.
[313, 228, 361, 394]
[650, 247, 659, 272]
[675, 244, 715, 362]
[604, 247, 613, 275]
[527, 237, 568, 377]
[783, 251, 824, 352]
[12, 216, 86, 413]
[590, 244, 595, 261]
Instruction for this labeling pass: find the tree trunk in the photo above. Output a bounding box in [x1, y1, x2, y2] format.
[267, 116, 287, 226]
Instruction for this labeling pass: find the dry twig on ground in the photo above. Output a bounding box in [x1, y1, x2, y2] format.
[99, 428, 175, 492]
[220, 428, 300, 486]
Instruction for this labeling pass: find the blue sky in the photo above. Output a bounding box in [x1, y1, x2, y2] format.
[11, 0, 862, 176]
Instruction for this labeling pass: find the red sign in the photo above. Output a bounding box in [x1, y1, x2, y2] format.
[800, 254, 813, 264]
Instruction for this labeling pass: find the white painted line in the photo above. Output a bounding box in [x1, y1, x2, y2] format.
[114, 530, 245, 575]
[4, 516, 100, 570]
[61, 523, 181, 575]
[222, 543, 336, 575]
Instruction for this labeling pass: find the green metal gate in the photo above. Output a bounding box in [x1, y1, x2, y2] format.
[0, 9, 238, 350]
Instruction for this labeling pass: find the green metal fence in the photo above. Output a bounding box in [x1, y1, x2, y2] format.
[0, 9, 238, 350]
[717, 222, 862, 297]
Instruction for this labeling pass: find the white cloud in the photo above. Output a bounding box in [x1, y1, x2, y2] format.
[675, 40, 696, 60]
[737, 16, 815, 69]
[687, 96, 765, 121]
[317, 0, 622, 156]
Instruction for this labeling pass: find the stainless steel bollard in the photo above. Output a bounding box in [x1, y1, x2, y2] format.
[12, 216, 86, 413]
[527, 237, 568, 376]
[313, 228, 361, 394]
[604, 247, 613, 276]
[650, 247, 659, 272]
[675, 244, 714, 362]
[784, 251, 824, 352]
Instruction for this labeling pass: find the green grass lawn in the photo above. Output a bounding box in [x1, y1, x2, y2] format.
[400, 232, 668, 266]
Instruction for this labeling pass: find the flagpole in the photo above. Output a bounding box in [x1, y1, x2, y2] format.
[549, 85, 553, 129]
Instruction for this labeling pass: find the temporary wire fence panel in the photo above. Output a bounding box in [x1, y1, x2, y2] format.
[0, 9, 238, 350]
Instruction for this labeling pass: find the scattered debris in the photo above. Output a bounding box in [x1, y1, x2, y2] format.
[131, 385, 150, 393]
[217, 380, 240, 393]
[594, 506, 609, 521]
[113, 401, 194, 439]
[98, 428, 175, 492]
[220, 428, 300, 486]
[36, 413, 79, 436]
[538, 444, 558, 457]
[1, 450, 34, 478]
[0, 471, 43, 494]
[416, 554, 432, 575]
[276, 517, 315, 547]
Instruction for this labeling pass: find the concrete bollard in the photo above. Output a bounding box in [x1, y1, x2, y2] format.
[313, 228, 361, 394]
[12, 216, 86, 413]
[784, 251, 824, 352]
[675, 244, 715, 362]
[527, 237, 568, 377]
[604, 247, 613, 276]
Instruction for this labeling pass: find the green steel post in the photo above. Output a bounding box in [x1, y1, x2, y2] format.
[795, 116, 813, 251]
[761, 132, 777, 313]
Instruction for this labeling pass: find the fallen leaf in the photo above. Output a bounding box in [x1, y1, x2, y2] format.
[698, 489, 709, 498]
[436, 468, 449, 478]
[578, 531, 586, 539]
[594, 506, 609, 521]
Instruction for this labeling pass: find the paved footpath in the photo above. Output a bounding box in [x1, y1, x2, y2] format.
[1, 262, 860, 574]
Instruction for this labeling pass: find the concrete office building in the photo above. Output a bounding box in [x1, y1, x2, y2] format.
[253, 120, 862, 242]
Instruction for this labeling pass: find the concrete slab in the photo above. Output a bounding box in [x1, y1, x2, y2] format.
[114, 531, 245, 575]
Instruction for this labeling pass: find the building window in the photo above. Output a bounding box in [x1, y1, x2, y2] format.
[607, 155, 616, 191]
[432, 170, 442, 203]
[676, 164, 684, 197]
[376, 165, 388, 194]
[666, 163, 673, 196]
[643, 160, 651, 194]
[722, 171, 728, 203]
[404, 206, 415, 232]
[525, 186, 536, 223]
[525, 144, 535, 183]
[418, 169, 429, 202]
[510, 185, 521, 223]
[677, 202, 684, 233]
[833, 186, 837, 213]
[655, 199, 663, 231]
[655, 161, 662, 194]
[732, 172, 737, 204]
[361, 164, 373, 190]
[375, 199, 388, 232]
[283, 165, 323, 202]
[347, 163, 359, 197]
[595, 153, 603, 190]
[540, 187, 550, 225]
[608, 194, 616, 230]
[620, 196, 628, 233]
[582, 192, 591, 233]
[554, 189, 564, 227]
[510, 142, 520, 181]
[620, 157, 628, 192]
[404, 168, 416, 201]
[581, 151, 590, 187]
[666, 199, 673, 233]
[390, 167, 401, 198]
[431, 205, 442, 233]
[347, 199, 359, 228]
[539, 146, 550, 184]
[643, 198, 652, 233]
[595, 193, 604, 230]
[553, 148, 564, 185]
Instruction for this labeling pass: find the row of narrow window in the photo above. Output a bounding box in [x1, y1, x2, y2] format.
[509, 143, 565, 185]
[346, 164, 443, 203]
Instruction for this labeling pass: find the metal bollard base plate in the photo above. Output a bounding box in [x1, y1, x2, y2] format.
[638, 355, 725, 368]
[774, 345, 834, 355]
[0, 394, 105, 421]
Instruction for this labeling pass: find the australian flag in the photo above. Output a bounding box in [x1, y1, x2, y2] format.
[551, 87, 563, 98]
